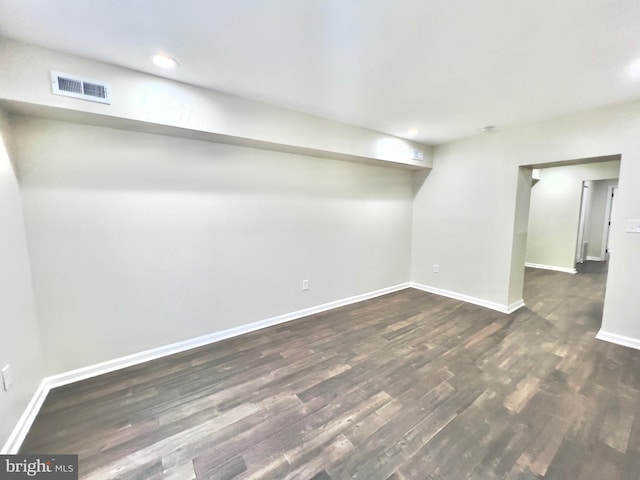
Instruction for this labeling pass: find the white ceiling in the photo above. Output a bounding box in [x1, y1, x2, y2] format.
[1, 0, 640, 145]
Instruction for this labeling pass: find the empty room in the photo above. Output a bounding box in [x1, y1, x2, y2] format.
[1, 1, 640, 479]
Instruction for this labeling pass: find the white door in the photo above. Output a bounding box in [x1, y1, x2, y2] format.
[575, 182, 591, 263]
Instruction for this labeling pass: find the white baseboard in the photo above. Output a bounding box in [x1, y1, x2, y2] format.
[1, 381, 49, 454]
[1, 282, 410, 454]
[410, 282, 524, 314]
[586, 256, 605, 262]
[524, 262, 577, 274]
[595, 330, 640, 351]
[506, 299, 526, 314]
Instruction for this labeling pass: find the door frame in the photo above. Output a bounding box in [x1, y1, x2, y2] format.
[575, 181, 591, 264]
[602, 185, 618, 260]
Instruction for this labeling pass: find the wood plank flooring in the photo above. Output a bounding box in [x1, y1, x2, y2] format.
[21, 262, 640, 479]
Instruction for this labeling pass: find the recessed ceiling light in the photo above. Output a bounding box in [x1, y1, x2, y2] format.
[407, 128, 419, 136]
[151, 53, 179, 69]
[630, 59, 640, 78]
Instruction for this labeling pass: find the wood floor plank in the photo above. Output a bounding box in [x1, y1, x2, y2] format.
[598, 391, 635, 453]
[20, 261, 640, 479]
[504, 374, 542, 413]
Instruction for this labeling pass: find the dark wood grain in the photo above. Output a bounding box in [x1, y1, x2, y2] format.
[21, 261, 640, 479]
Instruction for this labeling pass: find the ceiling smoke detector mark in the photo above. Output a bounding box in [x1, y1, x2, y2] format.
[51, 71, 111, 104]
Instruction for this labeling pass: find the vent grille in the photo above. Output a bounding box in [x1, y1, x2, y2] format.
[411, 149, 425, 161]
[82, 81, 107, 99]
[57, 77, 82, 94]
[51, 71, 111, 104]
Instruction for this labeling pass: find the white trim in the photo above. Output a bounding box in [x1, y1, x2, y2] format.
[1, 282, 409, 454]
[602, 184, 617, 260]
[1, 381, 49, 454]
[43, 282, 411, 389]
[410, 282, 524, 314]
[586, 256, 605, 262]
[595, 330, 640, 351]
[506, 299, 526, 314]
[575, 182, 590, 264]
[524, 262, 577, 274]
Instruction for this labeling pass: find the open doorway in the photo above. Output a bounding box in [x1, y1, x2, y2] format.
[523, 157, 620, 274]
[575, 179, 619, 266]
[514, 155, 621, 323]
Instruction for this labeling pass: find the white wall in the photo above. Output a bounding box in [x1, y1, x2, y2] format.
[0, 37, 432, 169]
[507, 167, 532, 305]
[525, 161, 620, 270]
[412, 99, 640, 341]
[411, 133, 519, 307]
[3, 34, 640, 450]
[13, 116, 414, 374]
[0, 110, 44, 449]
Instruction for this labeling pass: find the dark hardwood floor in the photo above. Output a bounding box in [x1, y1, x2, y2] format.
[21, 261, 640, 479]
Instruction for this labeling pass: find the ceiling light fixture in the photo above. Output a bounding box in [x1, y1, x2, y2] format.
[151, 53, 179, 69]
[407, 128, 419, 136]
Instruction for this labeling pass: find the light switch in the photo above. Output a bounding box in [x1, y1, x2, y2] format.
[626, 220, 640, 233]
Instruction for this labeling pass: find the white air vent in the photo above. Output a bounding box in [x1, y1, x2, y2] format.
[51, 71, 111, 104]
[411, 149, 425, 161]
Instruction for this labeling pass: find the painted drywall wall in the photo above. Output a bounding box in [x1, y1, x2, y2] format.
[507, 167, 532, 305]
[411, 133, 519, 308]
[412, 99, 640, 344]
[586, 179, 618, 259]
[13, 116, 414, 374]
[0, 37, 432, 169]
[525, 161, 620, 270]
[0, 110, 44, 449]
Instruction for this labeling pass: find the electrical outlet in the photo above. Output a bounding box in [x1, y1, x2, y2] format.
[433, 264, 439, 273]
[302, 279, 309, 291]
[2, 364, 13, 392]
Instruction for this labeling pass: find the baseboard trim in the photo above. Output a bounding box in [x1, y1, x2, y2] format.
[524, 262, 577, 274]
[1, 381, 49, 454]
[44, 282, 411, 390]
[410, 282, 524, 314]
[506, 299, 526, 314]
[586, 256, 605, 262]
[1, 282, 410, 454]
[595, 330, 640, 351]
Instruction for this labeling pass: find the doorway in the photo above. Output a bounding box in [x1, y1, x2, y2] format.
[523, 160, 619, 274]
[575, 179, 619, 265]
[514, 155, 621, 321]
